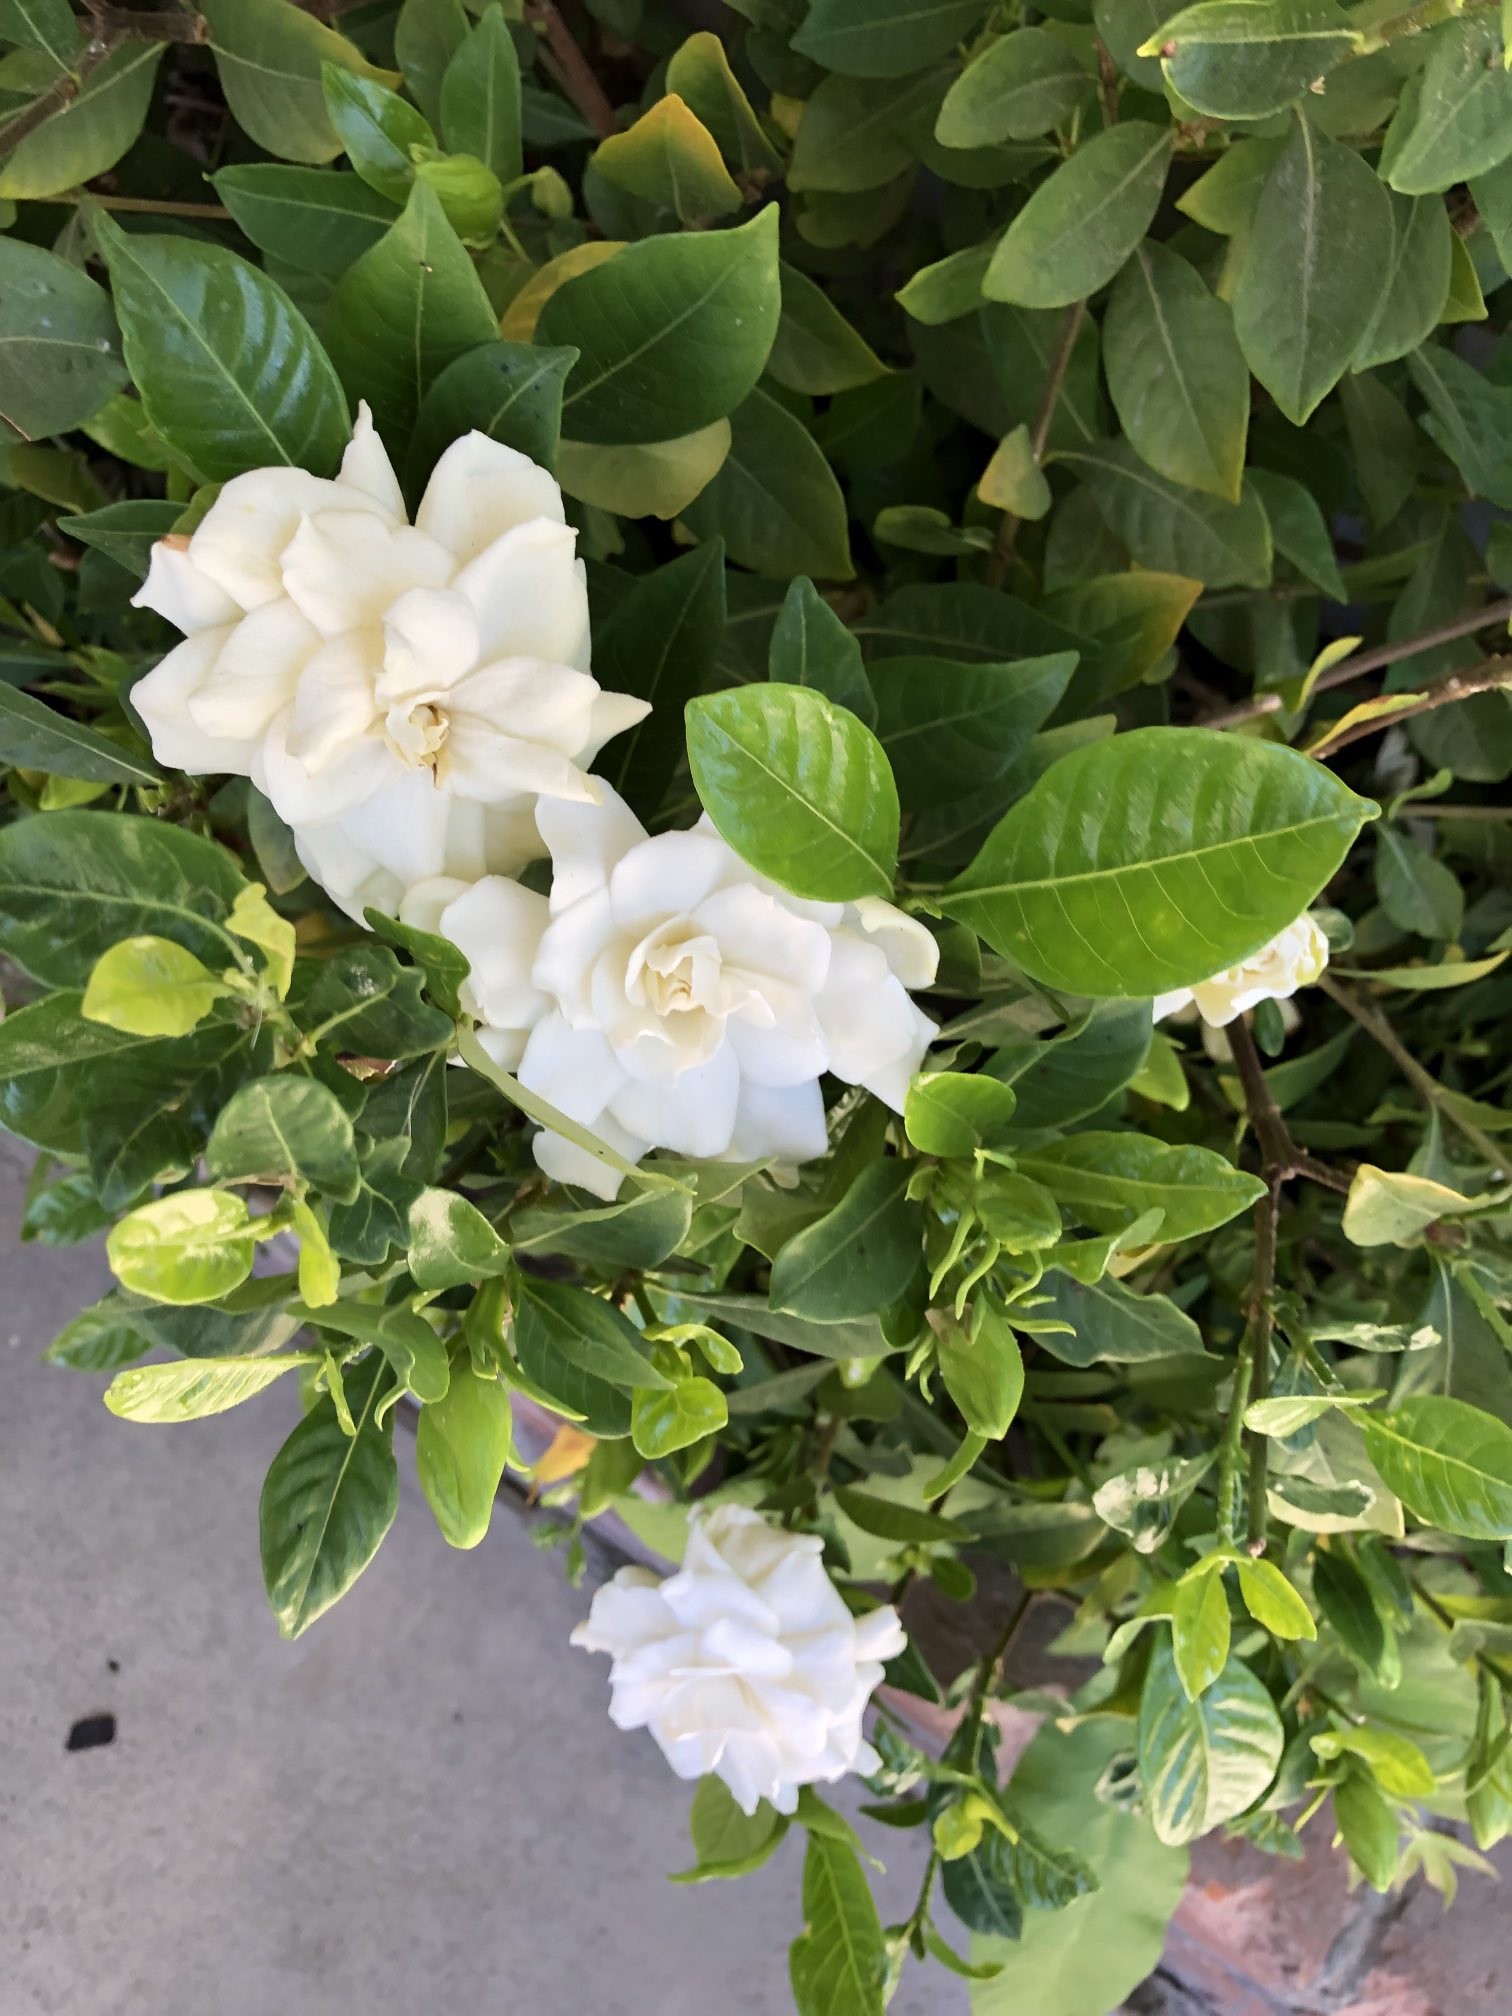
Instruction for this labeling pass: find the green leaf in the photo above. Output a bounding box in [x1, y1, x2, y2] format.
[896, 234, 999, 323]
[593, 96, 742, 224]
[1235, 1558, 1316, 1639]
[940, 727, 1375, 997]
[514, 1273, 670, 1395]
[0, 0, 78, 67]
[769, 576, 875, 724]
[1382, 17, 1512, 195]
[1056, 443, 1271, 589]
[395, 0, 468, 128]
[291, 1295, 449, 1401]
[82, 936, 228, 1039]
[1341, 1164, 1480, 1248]
[1032, 1272, 1205, 1365]
[92, 211, 349, 484]
[904, 1071, 1017, 1159]
[1311, 1725, 1435, 1798]
[440, 4, 522, 184]
[0, 810, 245, 988]
[1146, 0, 1359, 120]
[1244, 1392, 1381, 1435]
[0, 44, 162, 201]
[595, 541, 726, 815]
[788, 1832, 887, 2016]
[680, 386, 853, 581]
[0, 236, 127, 440]
[1173, 1568, 1232, 1699]
[789, 70, 940, 194]
[213, 165, 399, 274]
[56, 498, 181, 577]
[536, 208, 780, 446]
[1406, 344, 1512, 511]
[512, 1187, 693, 1270]
[990, 998, 1153, 1130]
[984, 123, 1171, 310]
[206, 1075, 361, 1203]
[1233, 118, 1393, 426]
[767, 262, 889, 397]
[407, 1185, 510, 1290]
[0, 685, 160, 786]
[631, 1374, 728, 1459]
[679, 1777, 789, 1882]
[1353, 192, 1454, 371]
[323, 176, 498, 445]
[293, 943, 454, 1059]
[104, 1353, 312, 1424]
[937, 29, 1094, 146]
[556, 421, 732, 522]
[1361, 1397, 1512, 1540]
[1246, 466, 1346, 601]
[1138, 1638, 1284, 1845]
[768, 1162, 920, 1321]
[408, 338, 575, 489]
[415, 1360, 512, 1547]
[793, 0, 989, 77]
[1103, 243, 1248, 503]
[1016, 1132, 1264, 1241]
[1375, 823, 1463, 941]
[1333, 1771, 1398, 1891]
[872, 653, 1075, 810]
[260, 1351, 398, 1638]
[322, 62, 435, 202]
[202, 0, 390, 166]
[46, 1299, 149, 1373]
[682, 1291, 893, 1365]
[107, 1189, 258, 1306]
[833, 1485, 967, 1543]
[936, 1301, 1024, 1439]
[364, 907, 470, 1022]
[664, 31, 783, 180]
[1312, 1548, 1393, 1677]
[1093, 1455, 1212, 1553]
[686, 683, 897, 901]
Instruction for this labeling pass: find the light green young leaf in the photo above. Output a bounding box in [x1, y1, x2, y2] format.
[415, 1360, 513, 1548]
[407, 1186, 510, 1291]
[1362, 1396, 1512, 1539]
[0, 44, 162, 199]
[593, 96, 742, 224]
[1311, 1724, 1435, 1797]
[904, 1071, 1017, 1159]
[105, 1353, 314, 1424]
[322, 62, 434, 202]
[1234, 1558, 1316, 1639]
[1341, 1164, 1482, 1248]
[631, 1375, 728, 1459]
[106, 1188, 258, 1306]
[82, 936, 229, 1039]
[664, 31, 783, 179]
[1173, 1567, 1232, 1700]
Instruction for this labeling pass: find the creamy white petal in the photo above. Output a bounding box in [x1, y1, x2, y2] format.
[132, 541, 240, 633]
[693, 882, 832, 995]
[130, 627, 254, 774]
[398, 875, 473, 936]
[338, 400, 406, 522]
[416, 429, 567, 564]
[847, 896, 940, 989]
[531, 889, 616, 1026]
[189, 468, 353, 611]
[283, 634, 381, 772]
[280, 512, 452, 638]
[518, 1009, 627, 1128]
[815, 933, 929, 1089]
[452, 520, 589, 665]
[186, 598, 321, 745]
[443, 724, 601, 806]
[580, 687, 652, 764]
[607, 1044, 741, 1158]
[435, 875, 551, 1031]
[608, 831, 732, 932]
[858, 1002, 937, 1113]
[377, 586, 480, 703]
[536, 785, 648, 914]
[258, 703, 393, 827]
[447, 657, 601, 750]
[723, 1077, 829, 1166]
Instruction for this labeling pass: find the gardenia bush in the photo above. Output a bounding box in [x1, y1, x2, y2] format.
[2, 0, 1511, 2011]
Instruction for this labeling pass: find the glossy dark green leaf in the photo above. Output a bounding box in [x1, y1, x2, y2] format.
[1031, 1272, 1204, 1365]
[0, 685, 160, 786]
[537, 208, 780, 445]
[789, 71, 940, 195]
[213, 165, 400, 274]
[0, 236, 127, 440]
[768, 1162, 920, 1321]
[395, 0, 468, 128]
[1246, 467, 1346, 600]
[687, 682, 898, 900]
[440, 4, 522, 183]
[323, 177, 498, 444]
[942, 728, 1373, 997]
[681, 387, 853, 581]
[408, 339, 576, 488]
[595, 541, 726, 814]
[1382, 17, 1512, 195]
[1352, 191, 1453, 371]
[1233, 119, 1393, 426]
[363, 908, 470, 1023]
[1015, 1132, 1264, 1240]
[206, 1075, 361, 1203]
[871, 652, 1074, 810]
[292, 943, 454, 1059]
[512, 1187, 693, 1270]
[93, 211, 349, 484]
[769, 576, 875, 724]
[56, 498, 180, 576]
[1056, 442, 1271, 589]
[321, 63, 434, 202]
[984, 123, 1171, 309]
[260, 1351, 398, 1638]
[767, 262, 889, 397]
[1406, 344, 1512, 510]
[0, 0, 79, 67]
[991, 997, 1153, 1129]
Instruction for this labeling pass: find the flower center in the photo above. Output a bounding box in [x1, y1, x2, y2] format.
[384, 697, 450, 775]
[627, 924, 724, 1019]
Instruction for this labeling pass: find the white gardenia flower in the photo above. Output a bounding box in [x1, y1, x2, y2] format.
[571, 1503, 906, 1816]
[129, 406, 649, 921]
[406, 783, 940, 1197]
[1152, 913, 1329, 1029]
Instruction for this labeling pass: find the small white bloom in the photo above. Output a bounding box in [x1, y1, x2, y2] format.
[130, 408, 649, 920]
[571, 1503, 906, 1816]
[1152, 913, 1329, 1029]
[424, 783, 939, 1197]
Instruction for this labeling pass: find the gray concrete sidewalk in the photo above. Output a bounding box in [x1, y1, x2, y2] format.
[0, 1138, 952, 2016]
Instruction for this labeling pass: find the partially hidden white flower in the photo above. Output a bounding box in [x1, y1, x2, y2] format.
[129, 405, 649, 921]
[406, 783, 940, 1198]
[1152, 913, 1329, 1029]
[571, 1503, 906, 1816]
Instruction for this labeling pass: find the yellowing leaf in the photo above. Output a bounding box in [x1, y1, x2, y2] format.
[592, 96, 742, 224]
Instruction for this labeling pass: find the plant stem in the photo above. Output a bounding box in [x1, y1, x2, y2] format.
[984, 299, 1085, 588]
[82, 4, 208, 39]
[1395, 802, 1512, 821]
[962, 1587, 1033, 1762]
[1307, 660, 1512, 762]
[524, 0, 617, 140]
[57, 190, 231, 217]
[1202, 596, 1512, 730]
[1320, 976, 1508, 1175]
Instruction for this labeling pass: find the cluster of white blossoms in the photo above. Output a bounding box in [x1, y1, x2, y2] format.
[132, 418, 939, 1193]
[572, 1503, 906, 1815]
[1152, 913, 1330, 1029]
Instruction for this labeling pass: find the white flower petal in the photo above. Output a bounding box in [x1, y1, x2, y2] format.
[283, 634, 381, 773]
[397, 874, 473, 936]
[377, 586, 480, 703]
[532, 888, 616, 1025]
[607, 1044, 741, 1159]
[280, 512, 452, 638]
[258, 702, 392, 828]
[537, 784, 648, 914]
[338, 400, 406, 522]
[724, 1078, 828, 1167]
[416, 430, 566, 565]
[130, 627, 253, 774]
[435, 875, 551, 1031]
[847, 896, 939, 989]
[816, 932, 931, 1091]
[581, 688, 653, 766]
[189, 467, 353, 611]
[452, 519, 590, 665]
[609, 830, 732, 932]
[132, 540, 240, 633]
[858, 1002, 937, 1113]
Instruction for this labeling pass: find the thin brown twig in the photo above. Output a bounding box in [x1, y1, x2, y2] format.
[1202, 596, 1512, 730]
[1307, 660, 1512, 762]
[82, 5, 207, 40]
[1320, 976, 1507, 1175]
[984, 300, 1085, 588]
[524, 0, 617, 140]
